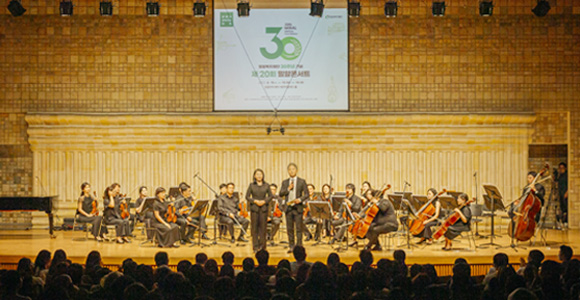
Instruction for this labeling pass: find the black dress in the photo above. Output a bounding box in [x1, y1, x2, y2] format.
[152, 198, 180, 247]
[444, 206, 472, 240]
[76, 196, 106, 238]
[103, 196, 131, 237]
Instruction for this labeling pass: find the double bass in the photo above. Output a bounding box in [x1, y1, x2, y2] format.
[407, 189, 447, 236]
[349, 185, 391, 239]
[432, 197, 475, 240]
[508, 164, 548, 242]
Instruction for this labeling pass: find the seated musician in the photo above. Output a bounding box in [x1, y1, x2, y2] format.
[152, 187, 180, 248]
[135, 186, 155, 240]
[362, 189, 399, 251]
[174, 183, 197, 244]
[103, 186, 132, 244]
[330, 183, 362, 245]
[111, 183, 136, 232]
[76, 182, 106, 241]
[267, 184, 284, 243]
[442, 193, 472, 251]
[509, 171, 546, 224]
[303, 184, 323, 242]
[360, 181, 372, 199]
[218, 183, 250, 243]
[417, 188, 441, 245]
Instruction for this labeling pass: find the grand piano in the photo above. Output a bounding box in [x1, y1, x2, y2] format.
[0, 196, 57, 237]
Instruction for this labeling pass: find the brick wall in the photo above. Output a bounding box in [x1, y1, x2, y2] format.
[0, 0, 579, 225]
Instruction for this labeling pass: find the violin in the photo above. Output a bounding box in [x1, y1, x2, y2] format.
[508, 164, 548, 242]
[273, 199, 283, 218]
[91, 191, 99, 216]
[432, 197, 475, 240]
[120, 201, 130, 219]
[406, 189, 447, 236]
[165, 203, 177, 223]
[238, 192, 249, 218]
[349, 185, 391, 239]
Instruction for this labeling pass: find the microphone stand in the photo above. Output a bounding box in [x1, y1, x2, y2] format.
[194, 174, 230, 247]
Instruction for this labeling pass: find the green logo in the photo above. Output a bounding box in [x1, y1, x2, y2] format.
[220, 12, 233, 27]
[260, 27, 302, 61]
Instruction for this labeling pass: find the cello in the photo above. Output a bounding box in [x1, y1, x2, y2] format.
[350, 185, 391, 239]
[432, 197, 475, 240]
[508, 164, 549, 242]
[407, 189, 447, 236]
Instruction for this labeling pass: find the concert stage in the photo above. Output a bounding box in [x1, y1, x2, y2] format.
[0, 228, 573, 276]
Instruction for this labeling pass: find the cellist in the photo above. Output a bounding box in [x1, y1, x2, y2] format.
[508, 171, 546, 229]
[362, 189, 398, 251]
[417, 188, 442, 245]
[330, 183, 362, 245]
[442, 193, 472, 251]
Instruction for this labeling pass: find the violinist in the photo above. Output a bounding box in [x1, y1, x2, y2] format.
[152, 187, 180, 248]
[362, 189, 398, 251]
[330, 183, 362, 245]
[103, 186, 132, 244]
[76, 182, 106, 241]
[174, 183, 200, 244]
[111, 183, 135, 231]
[442, 193, 472, 251]
[417, 188, 441, 245]
[267, 184, 283, 242]
[302, 184, 322, 242]
[218, 183, 250, 243]
[135, 186, 151, 222]
[246, 169, 273, 252]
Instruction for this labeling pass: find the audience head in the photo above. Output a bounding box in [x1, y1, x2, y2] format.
[154, 251, 169, 267]
[219, 264, 235, 279]
[177, 260, 192, 274]
[34, 249, 51, 271]
[394, 250, 406, 263]
[85, 250, 102, 270]
[327, 252, 340, 268]
[528, 250, 545, 268]
[124, 282, 148, 300]
[204, 259, 219, 276]
[559, 245, 573, 262]
[17, 257, 33, 277]
[221, 251, 234, 266]
[242, 257, 255, 272]
[493, 253, 509, 269]
[292, 245, 307, 262]
[359, 249, 373, 267]
[255, 249, 269, 266]
[277, 259, 291, 271]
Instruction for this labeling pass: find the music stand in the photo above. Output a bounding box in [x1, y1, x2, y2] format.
[411, 195, 429, 213]
[394, 191, 413, 202]
[168, 187, 180, 199]
[139, 197, 157, 246]
[334, 202, 356, 253]
[208, 198, 231, 247]
[480, 184, 505, 248]
[446, 191, 463, 200]
[387, 194, 404, 211]
[438, 196, 457, 218]
[397, 186, 417, 250]
[189, 199, 210, 248]
[308, 201, 333, 246]
[331, 192, 346, 213]
[267, 200, 283, 246]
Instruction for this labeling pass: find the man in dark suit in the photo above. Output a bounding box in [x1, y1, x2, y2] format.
[280, 163, 309, 253]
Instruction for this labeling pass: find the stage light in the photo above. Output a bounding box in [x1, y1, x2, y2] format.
[432, 1, 445, 16]
[193, 1, 206, 17]
[384, 1, 397, 18]
[100, 1, 113, 16]
[347, 1, 360, 17]
[237, 1, 250, 17]
[146, 2, 159, 16]
[532, 0, 550, 17]
[479, 1, 493, 16]
[7, 0, 26, 16]
[60, 0, 73, 16]
[310, 0, 324, 17]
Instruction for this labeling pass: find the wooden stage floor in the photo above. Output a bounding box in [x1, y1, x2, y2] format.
[0, 228, 574, 274]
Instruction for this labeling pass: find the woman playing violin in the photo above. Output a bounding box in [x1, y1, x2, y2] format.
[76, 182, 107, 241]
[103, 186, 132, 244]
[152, 187, 180, 248]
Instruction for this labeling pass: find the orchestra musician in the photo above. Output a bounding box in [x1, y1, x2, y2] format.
[267, 184, 283, 243]
[134, 186, 154, 240]
[442, 193, 472, 251]
[417, 188, 441, 245]
[279, 163, 309, 253]
[330, 183, 362, 245]
[174, 182, 203, 244]
[152, 187, 180, 248]
[76, 182, 106, 241]
[362, 189, 399, 251]
[509, 171, 546, 225]
[103, 186, 132, 244]
[219, 183, 227, 196]
[361, 181, 372, 199]
[218, 183, 250, 243]
[245, 169, 273, 252]
[302, 184, 323, 242]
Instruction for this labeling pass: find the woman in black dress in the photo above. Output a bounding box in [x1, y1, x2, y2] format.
[103, 186, 132, 244]
[76, 182, 106, 241]
[443, 193, 472, 251]
[152, 187, 180, 248]
[246, 169, 273, 252]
